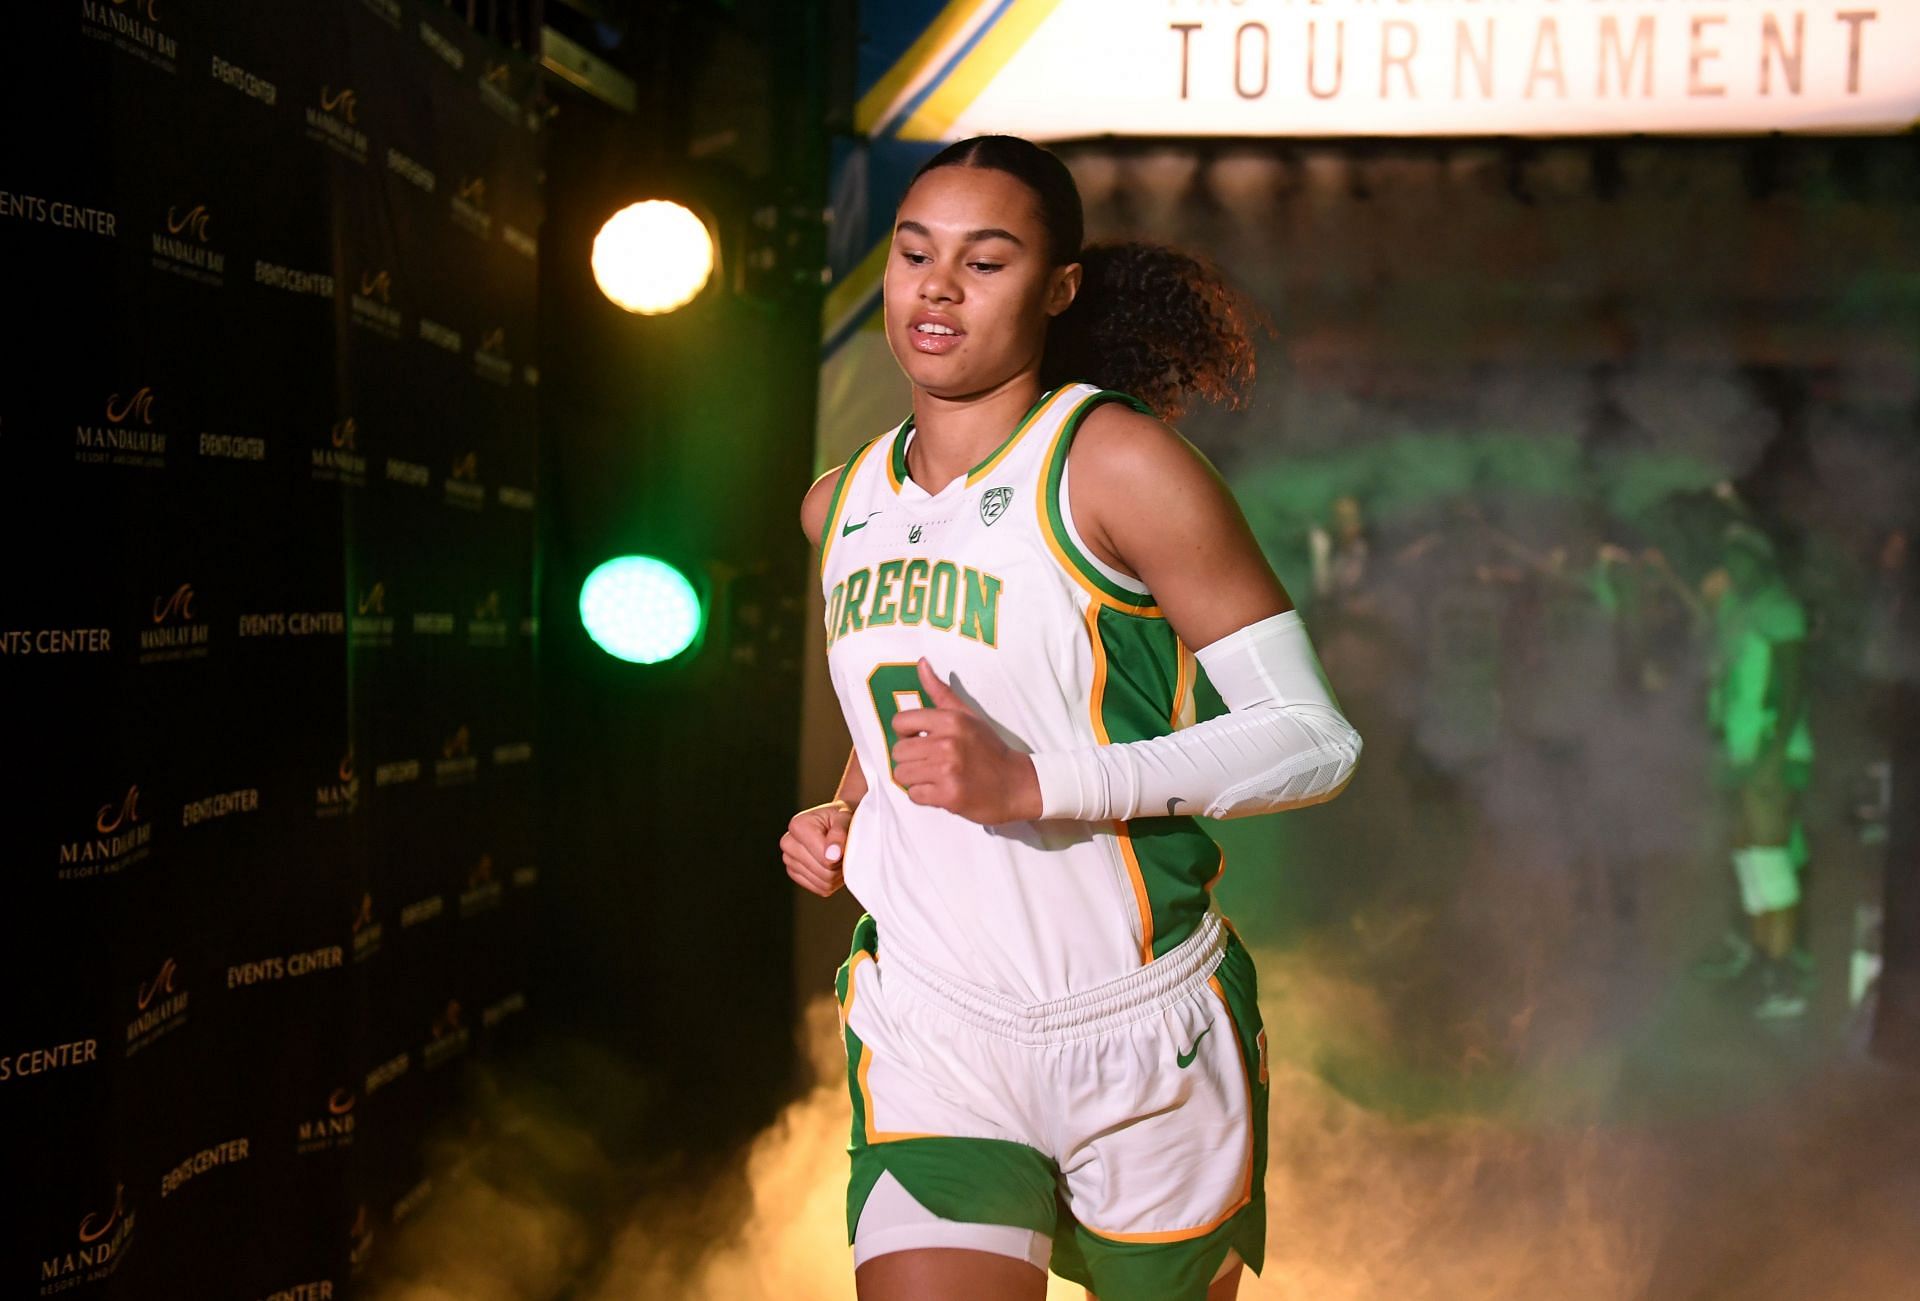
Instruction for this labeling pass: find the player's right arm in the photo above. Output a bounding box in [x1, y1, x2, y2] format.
[786, 465, 860, 897]
[799, 463, 842, 551]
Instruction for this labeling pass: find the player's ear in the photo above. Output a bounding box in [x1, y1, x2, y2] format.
[1044, 261, 1080, 318]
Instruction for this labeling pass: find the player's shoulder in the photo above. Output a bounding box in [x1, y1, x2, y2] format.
[1069, 394, 1218, 492]
[803, 426, 903, 546]
[800, 464, 846, 549]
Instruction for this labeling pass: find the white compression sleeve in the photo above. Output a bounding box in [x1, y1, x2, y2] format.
[1031, 609, 1362, 821]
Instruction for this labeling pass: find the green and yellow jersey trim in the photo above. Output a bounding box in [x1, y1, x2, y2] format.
[885, 386, 1074, 494]
[1036, 389, 1163, 616]
[1171, 640, 1196, 731]
[818, 432, 890, 579]
[1082, 601, 1156, 964]
[1083, 601, 1228, 965]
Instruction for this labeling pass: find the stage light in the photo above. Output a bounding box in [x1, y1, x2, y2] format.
[579, 555, 705, 664]
[591, 200, 715, 315]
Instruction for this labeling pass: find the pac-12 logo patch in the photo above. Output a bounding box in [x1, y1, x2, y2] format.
[908, 524, 924, 544]
[979, 486, 1013, 526]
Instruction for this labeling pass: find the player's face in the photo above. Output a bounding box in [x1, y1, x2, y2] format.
[884, 165, 1078, 400]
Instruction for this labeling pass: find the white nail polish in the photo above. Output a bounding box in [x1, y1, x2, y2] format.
[825, 843, 842, 862]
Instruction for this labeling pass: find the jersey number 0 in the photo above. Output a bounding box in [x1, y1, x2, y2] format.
[866, 663, 931, 788]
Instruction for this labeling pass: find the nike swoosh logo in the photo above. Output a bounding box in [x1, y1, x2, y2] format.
[840, 512, 878, 537]
[1176, 1025, 1210, 1069]
[1166, 796, 1184, 816]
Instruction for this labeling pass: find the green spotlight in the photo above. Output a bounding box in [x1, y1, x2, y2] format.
[579, 555, 704, 664]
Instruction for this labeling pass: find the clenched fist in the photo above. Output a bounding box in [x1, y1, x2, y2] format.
[782, 799, 852, 896]
[890, 658, 1042, 826]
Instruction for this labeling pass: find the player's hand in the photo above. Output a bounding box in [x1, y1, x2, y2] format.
[890, 658, 1042, 826]
[782, 800, 852, 897]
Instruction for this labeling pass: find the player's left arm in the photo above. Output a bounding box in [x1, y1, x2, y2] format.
[1071, 402, 1291, 648]
[1049, 402, 1362, 815]
[890, 403, 1363, 826]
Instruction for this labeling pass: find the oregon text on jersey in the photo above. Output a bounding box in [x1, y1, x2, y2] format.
[824, 559, 1004, 649]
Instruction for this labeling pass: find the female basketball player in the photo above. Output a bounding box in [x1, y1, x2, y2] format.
[782, 136, 1363, 1301]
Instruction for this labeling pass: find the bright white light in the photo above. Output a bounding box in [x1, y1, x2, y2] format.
[591, 200, 715, 315]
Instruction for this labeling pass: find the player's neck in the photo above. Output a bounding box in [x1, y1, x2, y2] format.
[907, 372, 1044, 490]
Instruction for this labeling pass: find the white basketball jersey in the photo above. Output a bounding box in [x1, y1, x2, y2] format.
[819, 383, 1227, 1003]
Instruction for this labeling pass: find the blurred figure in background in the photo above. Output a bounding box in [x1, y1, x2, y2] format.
[1690, 522, 1816, 1020]
[1308, 494, 1373, 618]
[1473, 501, 1641, 937]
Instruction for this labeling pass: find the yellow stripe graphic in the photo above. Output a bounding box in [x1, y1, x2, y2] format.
[897, 0, 1065, 142]
[823, 237, 889, 343]
[854, 0, 991, 135]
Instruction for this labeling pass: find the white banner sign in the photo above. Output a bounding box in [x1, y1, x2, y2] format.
[876, 0, 1919, 141]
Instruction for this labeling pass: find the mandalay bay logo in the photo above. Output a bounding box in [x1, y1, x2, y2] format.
[444, 452, 484, 510]
[79, 0, 176, 74]
[58, 786, 152, 881]
[422, 1000, 469, 1070]
[348, 1204, 374, 1279]
[151, 202, 223, 286]
[472, 326, 512, 385]
[295, 1087, 357, 1155]
[350, 582, 393, 647]
[351, 269, 401, 339]
[450, 176, 491, 238]
[351, 892, 382, 963]
[313, 415, 366, 487]
[138, 582, 209, 664]
[126, 956, 189, 1057]
[315, 749, 358, 819]
[38, 1181, 135, 1295]
[468, 590, 508, 647]
[304, 84, 368, 164]
[458, 853, 501, 917]
[434, 726, 477, 787]
[76, 386, 167, 469]
[477, 60, 522, 125]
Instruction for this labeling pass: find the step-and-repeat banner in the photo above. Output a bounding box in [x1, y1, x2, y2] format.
[0, 2, 542, 1296]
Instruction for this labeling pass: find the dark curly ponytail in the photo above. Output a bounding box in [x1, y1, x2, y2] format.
[908, 135, 1264, 423]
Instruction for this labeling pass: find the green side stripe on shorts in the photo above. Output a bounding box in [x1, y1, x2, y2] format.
[836, 913, 1057, 1243]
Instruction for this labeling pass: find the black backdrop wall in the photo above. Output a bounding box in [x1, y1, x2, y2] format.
[2, 2, 544, 1295]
